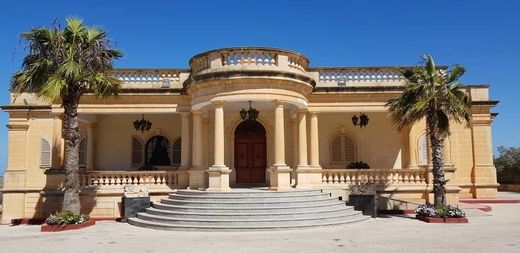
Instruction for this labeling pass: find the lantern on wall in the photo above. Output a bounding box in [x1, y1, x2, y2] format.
[352, 113, 369, 128]
[240, 101, 259, 121]
[133, 114, 152, 133]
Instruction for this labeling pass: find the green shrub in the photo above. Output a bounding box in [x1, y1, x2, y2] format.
[347, 161, 370, 169]
[46, 210, 90, 225]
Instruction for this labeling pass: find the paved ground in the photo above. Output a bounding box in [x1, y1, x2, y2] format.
[0, 203, 519, 253]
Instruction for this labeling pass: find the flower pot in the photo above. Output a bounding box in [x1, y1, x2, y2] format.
[416, 215, 468, 223]
[41, 220, 96, 232]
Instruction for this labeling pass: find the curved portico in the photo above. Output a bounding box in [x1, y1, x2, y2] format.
[184, 47, 319, 191]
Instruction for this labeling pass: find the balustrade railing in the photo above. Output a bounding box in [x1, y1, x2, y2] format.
[322, 168, 427, 185]
[80, 170, 183, 189]
[110, 69, 187, 88]
[314, 67, 404, 86]
[189, 47, 309, 76]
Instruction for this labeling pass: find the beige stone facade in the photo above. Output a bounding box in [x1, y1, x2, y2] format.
[0, 47, 499, 223]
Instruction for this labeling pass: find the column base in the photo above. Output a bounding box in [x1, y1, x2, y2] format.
[206, 165, 231, 192]
[177, 167, 190, 188]
[268, 165, 292, 191]
[188, 166, 207, 190]
[296, 165, 323, 188]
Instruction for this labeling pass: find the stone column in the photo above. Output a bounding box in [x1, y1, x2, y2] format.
[180, 112, 191, 168]
[407, 127, 418, 169]
[189, 110, 206, 189]
[268, 100, 291, 190]
[207, 101, 231, 191]
[178, 112, 191, 188]
[297, 110, 308, 167]
[86, 123, 95, 170]
[308, 112, 320, 167]
[296, 109, 322, 188]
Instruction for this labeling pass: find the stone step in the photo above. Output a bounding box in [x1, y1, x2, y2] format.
[135, 211, 363, 226]
[169, 192, 332, 201]
[128, 215, 370, 231]
[175, 189, 322, 197]
[160, 197, 338, 207]
[152, 201, 346, 213]
[145, 206, 355, 219]
[128, 189, 371, 231]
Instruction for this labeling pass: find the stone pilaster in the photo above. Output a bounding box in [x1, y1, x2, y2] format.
[471, 114, 499, 198]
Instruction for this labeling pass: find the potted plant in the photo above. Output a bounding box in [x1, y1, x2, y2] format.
[346, 161, 370, 169]
[41, 210, 95, 232]
[415, 204, 468, 223]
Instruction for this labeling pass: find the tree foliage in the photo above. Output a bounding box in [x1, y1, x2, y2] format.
[10, 17, 122, 213]
[495, 146, 520, 183]
[386, 55, 472, 206]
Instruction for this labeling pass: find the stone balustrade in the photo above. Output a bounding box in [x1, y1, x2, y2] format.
[110, 69, 188, 89]
[107, 50, 423, 89]
[311, 67, 405, 87]
[189, 47, 310, 76]
[321, 168, 427, 186]
[80, 170, 183, 189]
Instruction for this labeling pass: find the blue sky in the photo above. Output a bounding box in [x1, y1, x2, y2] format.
[0, 0, 519, 175]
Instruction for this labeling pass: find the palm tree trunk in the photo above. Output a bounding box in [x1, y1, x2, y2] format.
[427, 110, 447, 206]
[62, 99, 81, 213]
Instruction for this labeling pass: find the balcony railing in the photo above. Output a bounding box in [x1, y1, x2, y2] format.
[109, 69, 188, 89]
[321, 168, 427, 186]
[80, 170, 185, 189]
[311, 67, 405, 87]
[189, 47, 310, 76]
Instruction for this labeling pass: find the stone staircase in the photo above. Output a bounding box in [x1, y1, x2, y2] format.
[128, 189, 369, 231]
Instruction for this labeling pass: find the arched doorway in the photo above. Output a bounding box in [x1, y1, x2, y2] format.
[234, 120, 267, 184]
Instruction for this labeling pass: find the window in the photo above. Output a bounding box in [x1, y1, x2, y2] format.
[418, 134, 428, 165]
[40, 138, 51, 168]
[330, 134, 355, 164]
[79, 137, 87, 167]
[172, 138, 181, 165]
[131, 137, 144, 166]
[145, 135, 171, 166]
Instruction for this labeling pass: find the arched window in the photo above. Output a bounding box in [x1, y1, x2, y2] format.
[172, 138, 181, 165]
[330, 134, 355, 164]
[131, 137, 144, 166]
[79, 137, 87, 167]
[418, 134, 428, 165]
[40, 138, 51, 168]
[145, 135, 171, 166]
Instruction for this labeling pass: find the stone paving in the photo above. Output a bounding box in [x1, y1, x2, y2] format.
[0, 202, 519, 253]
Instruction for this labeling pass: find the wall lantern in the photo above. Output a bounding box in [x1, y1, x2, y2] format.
[240, 101, 259, 121]
[133, 114, 152, 133]
[352, 113, 369, 128]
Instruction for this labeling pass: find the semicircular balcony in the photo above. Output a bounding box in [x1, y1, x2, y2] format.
[187, 47, 315, 88]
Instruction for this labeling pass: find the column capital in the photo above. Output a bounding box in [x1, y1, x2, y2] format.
[211, 100, 225, 108]
[308, 111, 319, 117]
[272, 99, 285, 107]
[191, 109, 203, 116]
[297, 108, 308, 115]
[179, 111, 191, 118]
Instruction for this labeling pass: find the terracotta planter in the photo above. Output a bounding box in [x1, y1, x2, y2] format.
[41, 220, 96, 232]
[416, 215, 468, 223]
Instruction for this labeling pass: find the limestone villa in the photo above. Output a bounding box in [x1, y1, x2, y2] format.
[1, 47, 499, 226]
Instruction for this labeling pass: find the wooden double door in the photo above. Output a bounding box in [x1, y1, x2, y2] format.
[234, 121, 267, 184]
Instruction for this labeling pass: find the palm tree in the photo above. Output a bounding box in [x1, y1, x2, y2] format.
[11, 18, 122, 213]
[387, 55, 471, 206]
